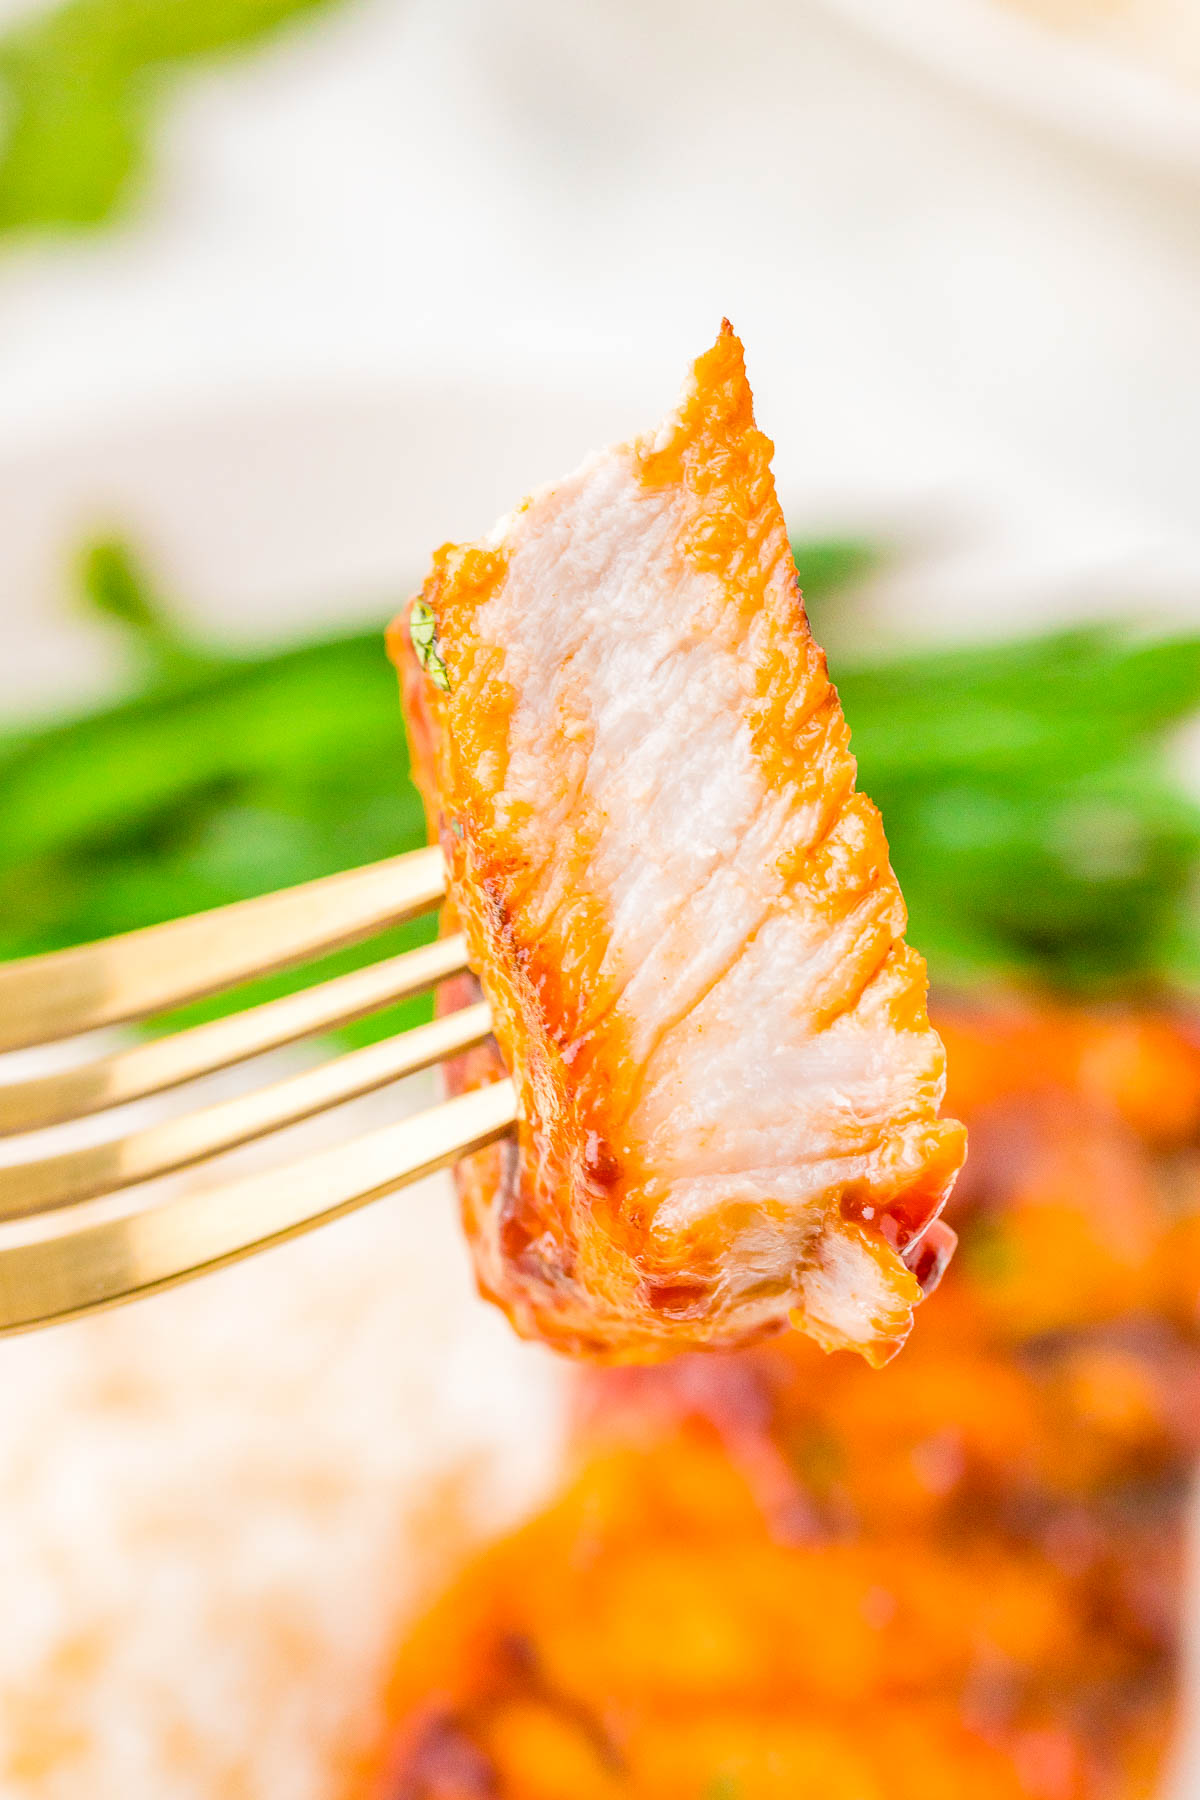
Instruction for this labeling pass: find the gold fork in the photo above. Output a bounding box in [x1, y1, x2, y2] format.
[0, 846, 514, 1336]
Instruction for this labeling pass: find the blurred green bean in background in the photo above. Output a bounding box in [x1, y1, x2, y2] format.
[0, 0, 353, 234]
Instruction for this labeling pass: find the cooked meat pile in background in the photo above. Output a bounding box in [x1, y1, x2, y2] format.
[392, 326, 964, 1362]
[366, 1000, 1200, 1799]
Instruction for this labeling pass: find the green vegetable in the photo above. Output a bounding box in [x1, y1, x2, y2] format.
[408, 598, 450, 692]
[79, 536, 213, 681]
[791, 535, 880, 609]
[831, 624, 1200, 990]
[0, 0, 351, 235]
[791, 533, 1200, 990]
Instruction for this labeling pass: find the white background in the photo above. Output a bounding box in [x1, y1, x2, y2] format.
[2, 0, 1200, 713]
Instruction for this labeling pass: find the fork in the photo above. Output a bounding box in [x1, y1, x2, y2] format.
[0, 846, 515, 1336]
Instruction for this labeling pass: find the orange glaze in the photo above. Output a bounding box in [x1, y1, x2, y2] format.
[391, 326, 965, 1362]
[366, 998, 1199, 1800]
[372, 1429, 1180, 1800]
[640, 325, 857, 859]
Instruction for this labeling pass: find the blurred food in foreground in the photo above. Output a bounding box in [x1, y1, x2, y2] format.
[371, 996, 1200, 1800]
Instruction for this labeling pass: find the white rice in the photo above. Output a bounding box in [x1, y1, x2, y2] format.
[0, 1056, 568, 1800]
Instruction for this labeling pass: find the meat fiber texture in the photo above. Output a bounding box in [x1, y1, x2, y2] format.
[389, 324, 965, 1363]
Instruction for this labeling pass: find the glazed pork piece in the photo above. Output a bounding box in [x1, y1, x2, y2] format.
[390, 324, 965, 1361]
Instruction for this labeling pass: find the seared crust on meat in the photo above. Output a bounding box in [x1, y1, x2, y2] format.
[390, 324, 965, 1361]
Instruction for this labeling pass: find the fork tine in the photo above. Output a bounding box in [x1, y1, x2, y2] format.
[0, 932, 471, 1137]
[0, 1078, 517, 1335]
[0, 1002, 494, 1220]
[0, 846, 446, 1054]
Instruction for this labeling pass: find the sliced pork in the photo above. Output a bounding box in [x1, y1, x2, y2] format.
[390, 324, 964, 1361]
